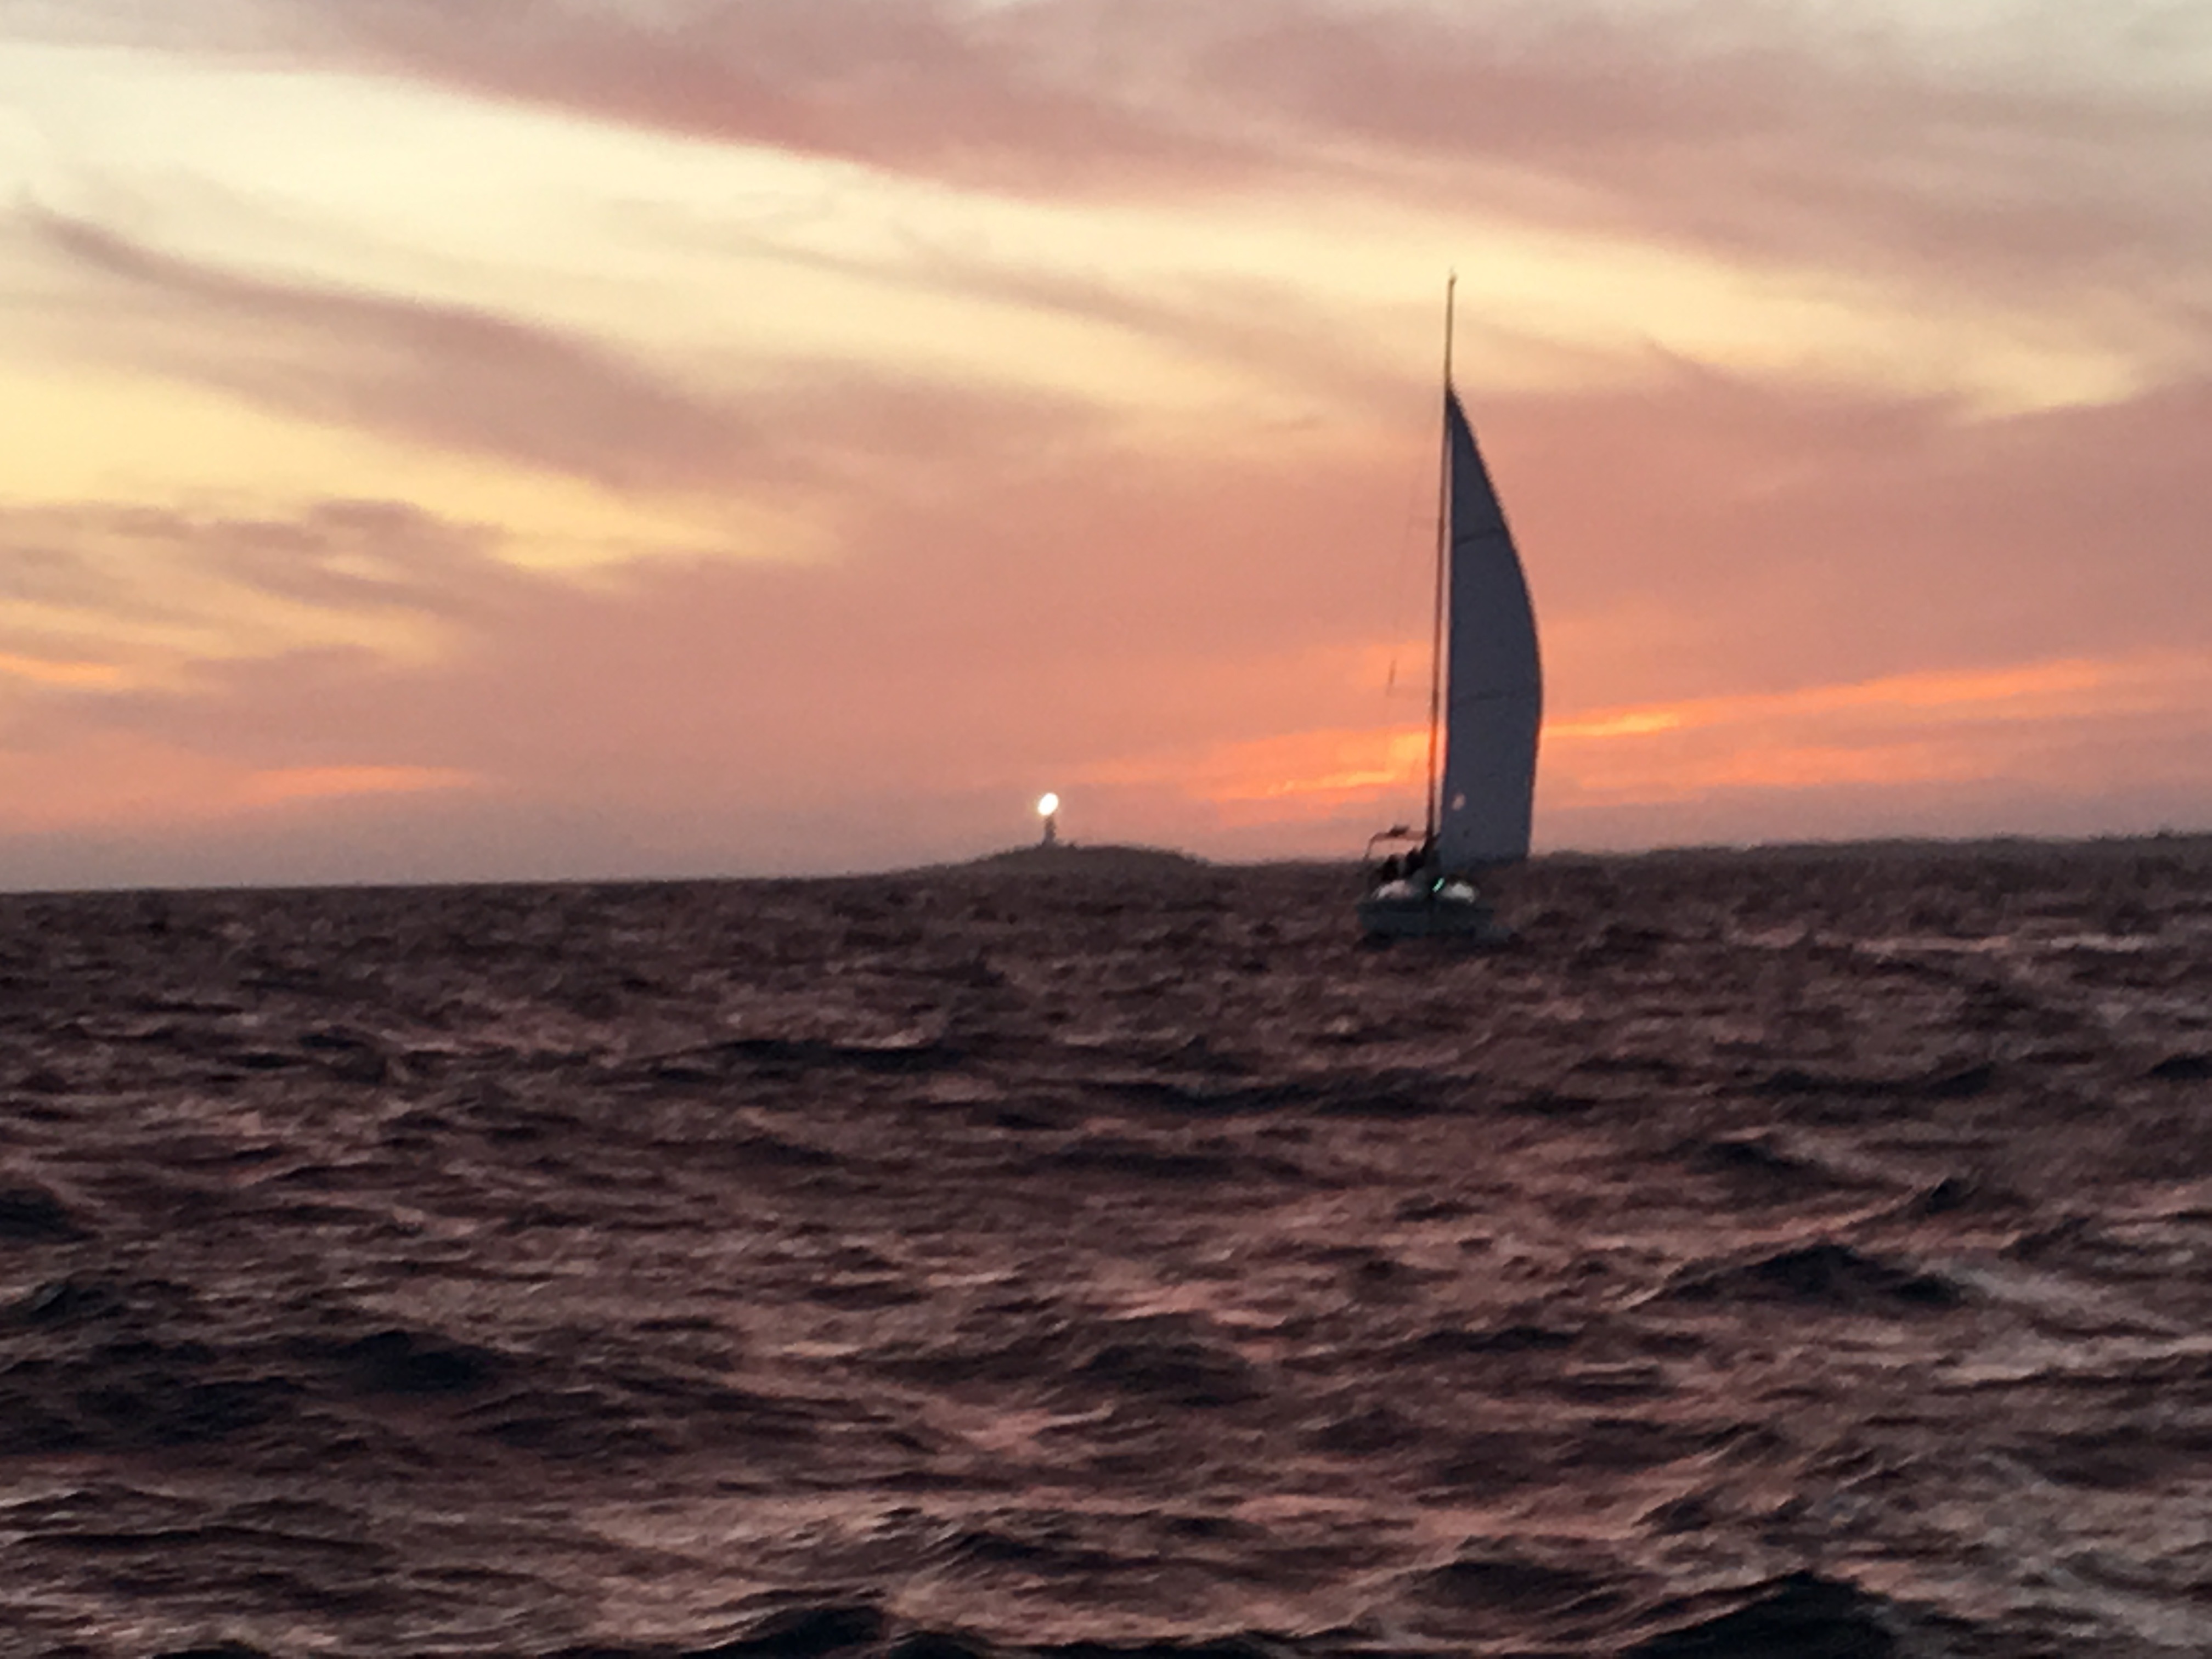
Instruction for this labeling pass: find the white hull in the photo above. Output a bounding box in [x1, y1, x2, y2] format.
[1356, 879, 1514, 944]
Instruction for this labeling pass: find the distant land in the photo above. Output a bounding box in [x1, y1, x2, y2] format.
[928, 831, 2212, 880]
[5, 830, 2208, 899]
[933, 843, 1213, 878]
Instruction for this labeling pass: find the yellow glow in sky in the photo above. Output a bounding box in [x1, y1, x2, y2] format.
[0, 651, 125, 690]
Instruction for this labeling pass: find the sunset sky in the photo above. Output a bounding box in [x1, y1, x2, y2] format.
[4, 0, 2209, 888]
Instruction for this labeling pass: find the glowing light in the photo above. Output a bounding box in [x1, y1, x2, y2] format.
[1036, 792, 1060, 817]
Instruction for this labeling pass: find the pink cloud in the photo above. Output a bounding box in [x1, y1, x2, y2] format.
[1482, 366, 2212, 706]
[18, 209, 782, 495]
[44, 0, 2198, 311]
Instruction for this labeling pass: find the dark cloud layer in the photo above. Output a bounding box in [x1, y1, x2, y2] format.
[29, 0, 2204, 308]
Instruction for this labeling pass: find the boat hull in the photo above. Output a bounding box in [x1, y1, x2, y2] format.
[1356, 880, 1514, 944]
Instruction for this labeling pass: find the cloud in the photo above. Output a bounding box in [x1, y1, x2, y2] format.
[5, 348, 2210, 887]
[7, 2, 2206, 887]
[1194, 2, 2212, 290]
[635, 212, 1422, 417]
[0, 651, 126, 689]
[1482, 365, 2212, 706]
[1541, 648, 2212, 802]
[0, 405, 1413, 880]
[1073, 648, 2212, 842]
[9, 204, 1133, 541]
[27, 0, 2206, 320]
[0, 497, 511, 684]
[13, 207, 776, 495]
[284, 0, 1265, 197]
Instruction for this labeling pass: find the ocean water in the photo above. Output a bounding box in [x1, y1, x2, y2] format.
[2, 840, 2210, 1658]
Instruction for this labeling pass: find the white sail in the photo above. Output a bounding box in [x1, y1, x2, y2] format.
[1435, 390, 1541, 871]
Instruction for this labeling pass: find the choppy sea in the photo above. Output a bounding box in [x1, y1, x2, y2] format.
[4, 839, 2211, 1658]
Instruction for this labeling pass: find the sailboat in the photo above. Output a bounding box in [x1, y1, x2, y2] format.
[1357, 279, 1542, 941]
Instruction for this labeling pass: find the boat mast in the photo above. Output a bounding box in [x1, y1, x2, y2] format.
[1423, 273, 1456, 843]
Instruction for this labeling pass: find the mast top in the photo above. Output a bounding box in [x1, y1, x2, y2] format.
[1442, 269, 1457, 394]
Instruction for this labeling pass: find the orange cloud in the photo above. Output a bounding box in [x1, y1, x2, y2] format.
[0, 736, 477, 838]
[1543, 651, 2212, 811]
[0, 652, 126, 690]
[1138, 651, 2210, 832]
[1547, 710, 1684, 740]
[1079, 725, 1430, 822]
[1567, 738, 1999, 804]
[1553, 658, 2117, 746]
